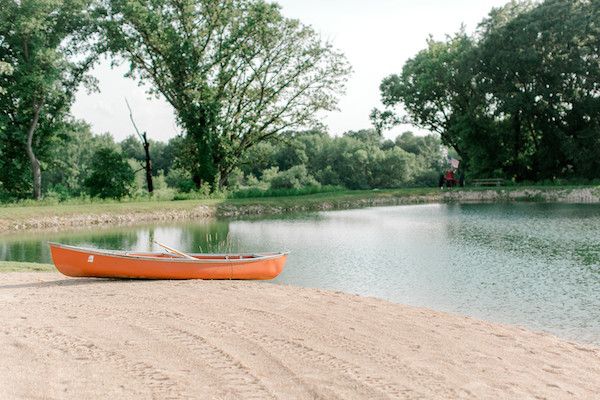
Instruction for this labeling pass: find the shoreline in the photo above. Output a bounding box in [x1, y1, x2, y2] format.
[0, 187, 598, 233]
[1, 272, 599, 399]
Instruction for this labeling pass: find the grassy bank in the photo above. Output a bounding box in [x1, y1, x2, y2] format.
[0, 185, 598, 232]
[0, 188, 437, 227]
[222, 187, 439, 207]
[0, 261, 54, 272]
[0, 197, 221, 223]
[216, 187, 446, 217]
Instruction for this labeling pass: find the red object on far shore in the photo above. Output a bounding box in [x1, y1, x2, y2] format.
[443, 170, 458, 187]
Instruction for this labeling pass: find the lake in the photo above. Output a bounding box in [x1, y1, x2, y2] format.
[1, 203, 599, 345]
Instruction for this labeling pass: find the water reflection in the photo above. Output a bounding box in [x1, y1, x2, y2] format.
[1, 203, 599, 345]
[0, 220, 232, 262]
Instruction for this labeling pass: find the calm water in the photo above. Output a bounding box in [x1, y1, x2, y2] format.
[1, 203, 600, 344]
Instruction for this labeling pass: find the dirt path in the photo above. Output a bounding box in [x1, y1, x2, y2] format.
[1, 272, 599, 399]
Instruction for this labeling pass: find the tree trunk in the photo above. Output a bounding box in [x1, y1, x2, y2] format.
[26, 100, 44, 200]
[125, 100, 154, 194]
[181, 104, 219, 190]
[142, 132, 154, 193]
[218, 166, 230, 190]
[511, 110, 525, 181]
[191, 135, 218, 189]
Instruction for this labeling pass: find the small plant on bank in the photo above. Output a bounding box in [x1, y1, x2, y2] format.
[198, 233, 238, 254]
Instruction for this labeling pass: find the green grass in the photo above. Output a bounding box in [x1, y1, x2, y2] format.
[216, 188, 441, 213]
[0, 261, 54, 272]
[230, 185, 343, 199]
[223, 187, 438, 205]
[0, 198, 222, 224]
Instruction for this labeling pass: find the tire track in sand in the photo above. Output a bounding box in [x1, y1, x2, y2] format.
[17, 325, 187, 400]
[157, 325, 276, 399]
[45, 301, 279, 400]
[48, 301, 366, 399]
[122, 307, 335, 400]
[153, 308, 418, 399]
[240, 306, 450, 390]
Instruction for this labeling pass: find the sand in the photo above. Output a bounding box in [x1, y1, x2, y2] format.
[1, 272, 599, 399]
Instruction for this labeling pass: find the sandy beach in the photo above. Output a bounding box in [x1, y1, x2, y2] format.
[1, 272, 599, 399]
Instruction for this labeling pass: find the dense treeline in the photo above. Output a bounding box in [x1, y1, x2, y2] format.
[234, 129, 443, 191]
[373, 0, 600, 182]
[33, 125, 445, 200]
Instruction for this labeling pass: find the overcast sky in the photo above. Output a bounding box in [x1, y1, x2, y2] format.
[71, 0, 508, 142]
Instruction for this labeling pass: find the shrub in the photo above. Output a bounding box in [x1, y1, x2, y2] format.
[84, 148, 135, 199]
[165, 167, 195, 193]
[270, 165, 319, 189]
[315, 166, 341, 186]
[411, 170, 440, 187]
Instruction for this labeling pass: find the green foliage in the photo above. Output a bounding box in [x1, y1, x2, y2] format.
[269, 165, 320, 190]
[238, 129, 444, 191]
[376, 0, 600, 182]
[44, 121, 119, 196]
[171, 186, 227, 201]
[121, 135, 145, 161]
[165, 167, 196, 193]
[231, 185, 342, 199]
[84, 147, 135, 199]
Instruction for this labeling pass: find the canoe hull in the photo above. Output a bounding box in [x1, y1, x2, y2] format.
[50, 244, 286, 280]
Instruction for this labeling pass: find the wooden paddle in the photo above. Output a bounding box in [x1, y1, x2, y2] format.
[154, 241, 196, 261]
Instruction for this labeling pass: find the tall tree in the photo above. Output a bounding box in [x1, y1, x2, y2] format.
[0, 0, 96, 199]
[376, 0, 600, 181]
[100, 0, 350, 189]
[373, 31, 495, 172]
[475, 0, 600, 180]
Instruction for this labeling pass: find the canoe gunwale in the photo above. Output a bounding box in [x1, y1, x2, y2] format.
[48, 242, 288, 264]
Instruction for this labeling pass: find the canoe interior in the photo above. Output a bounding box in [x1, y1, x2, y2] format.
[125, 253, 263, 260]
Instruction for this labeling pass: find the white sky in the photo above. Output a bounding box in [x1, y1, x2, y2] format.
[71, 0, 508, 142]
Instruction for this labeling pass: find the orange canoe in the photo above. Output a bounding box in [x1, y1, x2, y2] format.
[49, 243, 287, 280]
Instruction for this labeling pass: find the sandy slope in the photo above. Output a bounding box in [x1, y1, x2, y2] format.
[1, 272, 599, 399]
